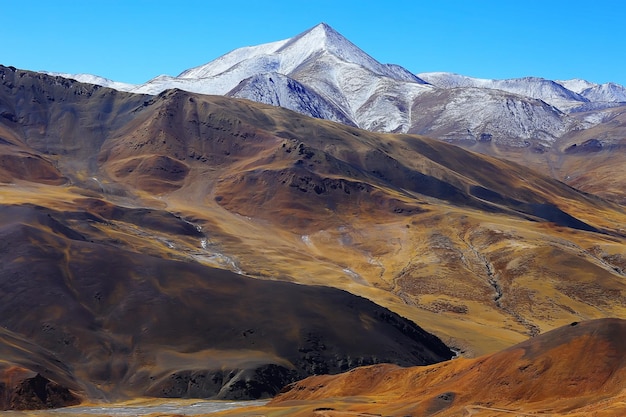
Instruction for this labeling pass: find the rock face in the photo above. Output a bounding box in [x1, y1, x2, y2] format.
[0, 373, 80, 411]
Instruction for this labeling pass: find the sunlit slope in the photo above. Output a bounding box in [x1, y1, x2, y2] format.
[215, 319, 626, 417]
[1, 66, 625, 358]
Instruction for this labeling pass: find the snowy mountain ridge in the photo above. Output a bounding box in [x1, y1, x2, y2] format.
[41, 23, 626, 147]
[580, 82, 626, 103]
[418, 72, 626, 111]
[418, 72, 590, 111]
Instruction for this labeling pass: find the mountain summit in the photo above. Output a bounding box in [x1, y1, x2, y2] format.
[177, 23, 420, 84]
[178, 23, 420, 83]
[123, 22, 430, 132]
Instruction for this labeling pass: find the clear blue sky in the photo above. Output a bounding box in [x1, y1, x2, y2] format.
[3, 0, 625, 86]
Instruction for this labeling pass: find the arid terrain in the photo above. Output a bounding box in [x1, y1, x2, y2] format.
[1, 65, 625, 413]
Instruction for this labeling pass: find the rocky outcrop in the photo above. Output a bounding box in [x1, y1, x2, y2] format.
[0, 373, 80, 411]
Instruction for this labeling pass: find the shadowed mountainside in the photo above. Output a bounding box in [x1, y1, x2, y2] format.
[0, 203, 452, 407]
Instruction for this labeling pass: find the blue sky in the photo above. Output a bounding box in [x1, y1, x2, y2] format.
[3, 0, 625, 86]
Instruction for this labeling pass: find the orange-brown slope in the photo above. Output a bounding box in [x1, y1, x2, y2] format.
[221, 318, 625, 417]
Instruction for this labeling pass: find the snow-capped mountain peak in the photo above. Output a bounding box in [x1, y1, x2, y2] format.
[273, 23, 419, 82]
[120, 22, 432, 131]
[580, 82, 626, 103]
[276, 22, 368, 73]
[555, 79, 626, 104]
[175, 23, 421, 85]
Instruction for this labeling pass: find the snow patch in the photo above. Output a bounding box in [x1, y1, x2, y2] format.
[343, 268, 368, 285]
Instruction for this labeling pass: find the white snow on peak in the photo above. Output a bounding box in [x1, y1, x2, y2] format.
[178, 38, 289, 79]
[177, 23, 422, 85]
[555, 78, 597, 94]
[418, 72, 588, 110]
[275, 23, 421, 82]
[40, 71, 137, 92]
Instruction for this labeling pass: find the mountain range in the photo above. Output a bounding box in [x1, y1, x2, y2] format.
[46, 23, 626, 204]
[1, 22, 626, 415]
[46, 23, 626, 136]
